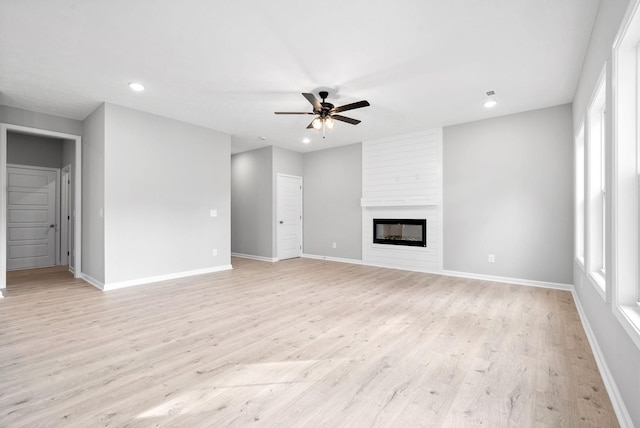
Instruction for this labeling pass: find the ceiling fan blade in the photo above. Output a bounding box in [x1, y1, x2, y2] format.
[302, 93, 323, 111]
[331, 114, 361, 125]
[332, 100, 370, 113]
[306, 119, 317, 129]
[274, 112, 314, 115]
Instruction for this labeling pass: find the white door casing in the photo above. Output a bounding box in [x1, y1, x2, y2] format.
[61, 166, 71, 266]
[277, 174, 302, 260]
[6, 165, 59, 270]
[0, 123, 82, 293]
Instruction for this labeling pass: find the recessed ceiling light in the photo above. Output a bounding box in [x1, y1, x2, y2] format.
[259, 136, 268, 141]
[483, 90, 497, 108]
[302, 138, 311, 144]
[483, 99, 497, 108]
[128, 82, 145, 92]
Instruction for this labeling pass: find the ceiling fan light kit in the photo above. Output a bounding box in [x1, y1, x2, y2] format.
[275, 91, 370, 139]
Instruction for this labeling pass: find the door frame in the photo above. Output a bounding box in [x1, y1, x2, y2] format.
[276, 173, 303, 260]
[60, 165, 71, 267]
[1, 124, 82, 294]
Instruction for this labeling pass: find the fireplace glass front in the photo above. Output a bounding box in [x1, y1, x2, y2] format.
[373, 219, 426, 247]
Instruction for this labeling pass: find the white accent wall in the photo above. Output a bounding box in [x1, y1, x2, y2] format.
[362, 129, 443, 272]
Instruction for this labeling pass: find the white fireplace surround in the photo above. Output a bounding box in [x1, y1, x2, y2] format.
[361, 129, 443, 272]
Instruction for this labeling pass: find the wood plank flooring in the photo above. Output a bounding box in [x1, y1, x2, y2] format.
[0, 258, 618, 427]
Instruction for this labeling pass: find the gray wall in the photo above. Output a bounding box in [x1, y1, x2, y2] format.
[103, 103, 231, 284]
[443, 104, 573, 284]
[231, 146, 273, 258]
[7, 132, 63, 168]
[62, 139, 74, 168]
[231, 145, 304, 259]
[0, 105, 83, 136]
[82, 104, 106, 283]
[303, 143, 362, 260]
[571, 0, 640, 426]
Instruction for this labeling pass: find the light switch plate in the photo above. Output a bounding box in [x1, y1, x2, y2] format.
[210, 209, 217, 217]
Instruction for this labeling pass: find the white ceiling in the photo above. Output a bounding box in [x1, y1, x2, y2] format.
[0, 0, 599, 154]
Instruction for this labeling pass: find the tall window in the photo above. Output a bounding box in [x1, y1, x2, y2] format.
[575, 126, 585, 264]
[612, 0, 640, 351]
[587, 73, 606, 292]
[601, 107, 606, 275]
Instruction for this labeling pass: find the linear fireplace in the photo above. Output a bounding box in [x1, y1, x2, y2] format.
[373, 219, 427, 247]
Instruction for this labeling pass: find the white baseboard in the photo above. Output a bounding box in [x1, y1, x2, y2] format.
[81, 273, 105, 291]
[301, 256, 570, 291]
[572, 290, 633, 427]
[101, 265, 233, 291]
[302, 253, 364, 265]
[365, 261, 443, 275]
[442, 270, 572, 291]
[82, 266, 233, 292]
[231, 252, 278, 263]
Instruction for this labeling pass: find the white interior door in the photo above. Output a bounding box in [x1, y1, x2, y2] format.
[277, 174, 302, 260]
[6, 165, 58, 270]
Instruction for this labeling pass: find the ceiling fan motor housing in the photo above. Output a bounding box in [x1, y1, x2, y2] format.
[318, 91, 333, 117]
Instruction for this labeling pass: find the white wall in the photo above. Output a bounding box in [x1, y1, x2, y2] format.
[443, 105, 574, 284]
[571, 0, 640, 426]
[62, 139, 76, 269]
[103, 104, 231, 285]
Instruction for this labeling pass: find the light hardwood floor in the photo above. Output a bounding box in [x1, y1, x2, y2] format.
[0, 258, 618, 427]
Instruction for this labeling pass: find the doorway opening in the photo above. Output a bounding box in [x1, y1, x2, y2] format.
[1, 123, 82, 296]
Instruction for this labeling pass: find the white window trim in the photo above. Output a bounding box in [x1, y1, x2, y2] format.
[585, 67, 607, 299]
[575, 123, 586, 267]
[612, 0, 640, 352]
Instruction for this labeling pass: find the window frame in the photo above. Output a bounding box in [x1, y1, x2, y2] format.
[586, 69, 607, 297]
[612, 0, 640, 352]
[575, 124, 585, 267]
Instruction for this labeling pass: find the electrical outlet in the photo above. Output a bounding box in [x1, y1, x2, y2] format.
[332, 242, 337, 248]
[212, 249, 217, 256]
[488, 254, 495, 263]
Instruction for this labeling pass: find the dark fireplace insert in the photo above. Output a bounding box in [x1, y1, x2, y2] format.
[373, 219, 427, 247]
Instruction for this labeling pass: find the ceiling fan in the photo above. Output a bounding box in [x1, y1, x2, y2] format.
[275, 91, 370, 135]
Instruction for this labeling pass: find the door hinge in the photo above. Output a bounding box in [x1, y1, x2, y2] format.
[67, 251, 70, 256]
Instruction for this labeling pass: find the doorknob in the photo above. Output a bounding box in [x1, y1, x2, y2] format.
[49, 224, 55, 228]
[279, 221, 283, 224]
